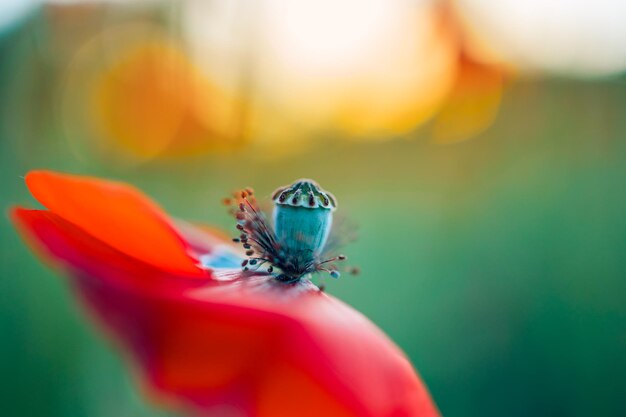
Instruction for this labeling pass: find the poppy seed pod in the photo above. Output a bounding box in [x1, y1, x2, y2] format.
[273, 179, 335, 263]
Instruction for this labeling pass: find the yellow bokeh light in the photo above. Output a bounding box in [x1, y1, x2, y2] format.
[184, 0, 461, 143]
[61, 21, 243, 163]
[452, 0, 626, 77]
[94, 41, 244, 159]
[257, 0, 459, 138]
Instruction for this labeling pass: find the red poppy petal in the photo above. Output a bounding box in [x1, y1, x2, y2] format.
[12, 207, 439, 417]
[25, 170, 204, 277]
[187, 285, 439, 417]
[11, 208, 208, 291]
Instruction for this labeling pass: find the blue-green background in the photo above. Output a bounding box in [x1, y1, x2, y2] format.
[1, 8, 625, 417]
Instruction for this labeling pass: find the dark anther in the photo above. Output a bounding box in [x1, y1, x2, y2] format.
[232, 238, 240, 243]
[240, 234, 248, 241]
[236, 224, 244, 231]
[279, 193, 286, 202]
[241, 259, 248, 267]
[292, 197, 298, 204]
[250, 259, 257, 265]
[236, 212, 245, 220]
[241, 191, 247, 198]
[246, 249, 254, 256]
[338, 254, 346, 260]
[309, 195, 315, 206]
[245, 187, 254, 195]
[267, 266, 273, 273]
[349, 267, 360, 275]
[322, 197, 329, 205]
[239, 203, 246, 211]
[243, 266, 249, 271]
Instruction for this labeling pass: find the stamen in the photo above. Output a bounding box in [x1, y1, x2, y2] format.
[318, 255, 347, 266]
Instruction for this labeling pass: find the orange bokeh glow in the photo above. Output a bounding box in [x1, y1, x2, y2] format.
[433, 55, 506, 144]
[92, 42, 241, 159]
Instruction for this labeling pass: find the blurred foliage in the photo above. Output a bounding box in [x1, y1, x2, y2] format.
[1, 5, 625, 417]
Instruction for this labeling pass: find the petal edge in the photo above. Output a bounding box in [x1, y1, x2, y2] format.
[25, 170, 204, 277]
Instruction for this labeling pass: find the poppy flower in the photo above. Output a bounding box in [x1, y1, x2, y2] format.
[10, 170, 439, 417]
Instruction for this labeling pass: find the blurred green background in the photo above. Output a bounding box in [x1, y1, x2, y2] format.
[1, 2, 625, 417]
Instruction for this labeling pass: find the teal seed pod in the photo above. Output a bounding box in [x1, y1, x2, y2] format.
[272, 179, 336, 266]
[224, 179, 347, 283]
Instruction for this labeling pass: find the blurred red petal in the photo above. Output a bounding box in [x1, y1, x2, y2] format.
[12, 207, 439, 417]
[25, 170, 205, 277]
[11, 208, 205, 292]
